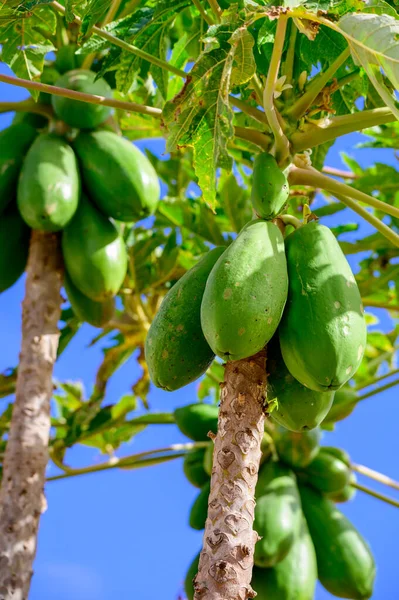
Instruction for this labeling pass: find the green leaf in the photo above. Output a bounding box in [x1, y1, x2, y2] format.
[80, 0, 110, 37]
[163, 23, 255, 208]
[218, 171, 251, 233]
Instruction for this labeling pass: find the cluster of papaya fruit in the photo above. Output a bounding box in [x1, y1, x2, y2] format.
[146, 152, 366, 433]
[0, 62, 160, 327]
[174, 404, 375, 600]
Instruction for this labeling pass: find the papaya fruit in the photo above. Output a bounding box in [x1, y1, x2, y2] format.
[62, 196, 128, 301]
[189, 481, 210, 530]
[73, 130, 160, 221]
[64, 272, 115, 327]
[267, 337, 334, 432]
[145, 248, 225, 391]
[174, 404, 218, 441]
[300, 484, 375, 599]
[185, 552, 200, 600]
[328, 474, 357, 504]
[254, 461, 301, 567]
[321, 446, 351, 467]
[276, 428, 321, 469]
[201, 220, 288, 361]
[17, 133, 80, 231]
[300, 449, 351, 494]
[183, 448, 209, 488]
[279, 222, 367, 392]
[203, 442, 213, 476]
[251, 153, 289, 219]
[52, 69, 112, 129]
[0, 123, 37, 214]
[0, 203, 30, 293]
[38, 67, 60, 104]
[322, 387, 358, 428]
[54, 45, 84, 74]
[252, 519, 317, 600]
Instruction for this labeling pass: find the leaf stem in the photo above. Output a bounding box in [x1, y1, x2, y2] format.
[322, 166, 357, 179]
[292, 107, 396, 152]
[352, 463, 399, 492]
[288, 47, 350, 120]
[234, 126, 271, 150]
[278, 214, 302, 229]
[192, 0, 214, 25]
[357, 377, 399, 402]
[230, 96, 267, 124]
[0, 73, 162, 119]
[355, 368, 399, 392]
[263, 14, 290, 163]
[251, 74, 265, 106]
[362, 300, 399, 312]
[352, 481, 399, 509]
[0, 99, 53, 119]
[207, 0, 222, 22]
[282, 22, 297, 101]
[51, 1, 188, 79]
[101, 0, 123, 26]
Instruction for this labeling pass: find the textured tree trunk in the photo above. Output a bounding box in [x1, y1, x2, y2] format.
[194, 350, 267, 600]
[0, 231, 63, 600]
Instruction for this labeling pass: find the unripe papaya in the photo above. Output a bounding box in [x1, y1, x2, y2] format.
[54, 45, 84, 74]
[62, 196, 128, 300]
[73, 130, 160, 222]
[201, 220, 288, 361]
[64, 272, 115, 327]
[300, 485, 375, 599]
[189, 481, 210, 530]
[300, 449, 351, 494]
[276, 428, 321, 469]
[267, 338, 334, 432]
[279, 222, 366, 392]
[0, 123, 37, 214]
[321, 445, 351, 467]
[52, 70, 112, 129]
[17, 133, 80, 231]
[174, 404, 218, 441]
[251, 153, 289, 219]
[183, 449, 209, 488]
[38, 67, 60, 104]
[322, 387, 358, 428]
[254, 461, 301, 567]
[185, 552, 200, 600]
[328, 474, 357, 503]
[146, 248, 225, 391]
[0, 203, 30, 293]
[252, 519, 317, 600]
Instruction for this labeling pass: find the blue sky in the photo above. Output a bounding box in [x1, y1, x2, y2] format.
[1, 63, 398, 600]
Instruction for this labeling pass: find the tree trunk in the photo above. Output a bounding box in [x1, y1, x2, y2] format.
[0, 231, 63, 600]
[194, 350, 267, 600]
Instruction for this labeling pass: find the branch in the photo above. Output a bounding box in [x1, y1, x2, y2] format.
[234, 126, 271, 150]
[292, 108, 396, 152]
[101, 0, 123, 26]
[356, 368, 399, 392]
[322, 166, 357, 179]
[357, 377, 399, 402]
[353, 481, 399, 509]
[0, 73, 162, 119]
[362, 300, 399, 312]
[287, 47, 351, 120]
[352, 463, 399, 492]
[207, 0, 222, 22]
[0, 99, 53, 118]
[230, 96, 267, 125]
[263, 14, 290, 163]
[192, 0, 214, 25]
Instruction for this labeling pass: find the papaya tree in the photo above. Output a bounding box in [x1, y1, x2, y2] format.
[0, 1, 398, 599]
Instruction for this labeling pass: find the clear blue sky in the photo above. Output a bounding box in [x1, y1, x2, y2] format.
[0, 63, 398, 600]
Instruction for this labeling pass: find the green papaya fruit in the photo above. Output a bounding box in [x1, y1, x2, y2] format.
[64, 272, 115, 327]
[201, 220, 288, 361]
[189, 481, 210, 530]
[267, 337, 334, 432]
[328, 474, 357, 503]
[38, 67, 60, 104]
[73, 130, 160, 221]
[174, 404, 218, 441]
[322, 387, 358, 428]
[276, 428, 321, 469]
[252, 519, 317, 600]
[184, 552, 200, 600]
[52, 70, 112, 129]
[300, 485, 375, 599]
[300, 449, 351, 494]
[145, 248, 225, 391]
[203, 442, 213, 476]
[0, 203, 30, 293]
[254, 461, 301, 567]
[0, 123, 37, 214]
[321, 446, 351, 467]
[183, 449, 209, 488]
[54, 45, 84, 74]
[62, 196, 128, 301]
[12, 112, 48, 129]
[17, 133, 80, 231]
[251, 153, 289, 219]
[279, 222, 367, 392]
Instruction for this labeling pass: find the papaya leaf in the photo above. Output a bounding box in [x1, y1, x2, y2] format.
[156, 199, 227, 245]
[218, 171, 251, 234]
[80, 0, 111, 37]
[163, 24, 255, 209]
[339, 12, 399, 119]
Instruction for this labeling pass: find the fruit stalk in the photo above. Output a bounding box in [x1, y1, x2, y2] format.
[194, 350, 267, 600]
[0, 231, 63, 598]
